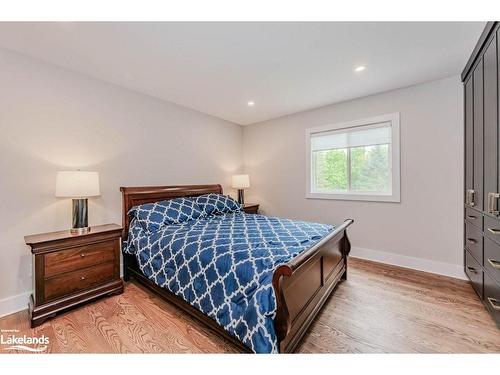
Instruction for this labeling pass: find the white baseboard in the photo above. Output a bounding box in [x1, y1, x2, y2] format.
[350, 246, 467, 280]
[0, 291, 30, 319]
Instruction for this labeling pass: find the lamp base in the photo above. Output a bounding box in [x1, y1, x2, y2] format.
[72, 198, 89, 234]
[237, 189, 245, 205]
[70, 227, 90, 235]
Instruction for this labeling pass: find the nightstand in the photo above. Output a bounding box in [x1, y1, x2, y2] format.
[24, 224, 124, 327]
[243, 203, 259, 214]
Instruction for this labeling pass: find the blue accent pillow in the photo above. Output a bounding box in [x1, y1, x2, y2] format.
[195, 193, 242, 216]
[129, 197, 204, 232]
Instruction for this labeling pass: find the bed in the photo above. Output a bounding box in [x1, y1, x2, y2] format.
[120, 184, 353, 353]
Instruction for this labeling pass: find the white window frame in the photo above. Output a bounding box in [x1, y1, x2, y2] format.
[305, 113, 400, 202]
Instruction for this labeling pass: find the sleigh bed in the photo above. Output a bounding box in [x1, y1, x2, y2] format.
[120, 184, 353, 353]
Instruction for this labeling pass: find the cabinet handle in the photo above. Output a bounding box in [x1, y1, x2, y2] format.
[468, 189, 475, 207]
[467, 266, 477, 274]
[81, 253, 86, 257]
[487, 297, 500, 311]
[466, 215, 477, 220]
[487, 258, 500, 269]
[487, 228, 500, 235]
[488, 192, 500, 216]
[81, 276, 86, 281]
[466, 238, 477, 244]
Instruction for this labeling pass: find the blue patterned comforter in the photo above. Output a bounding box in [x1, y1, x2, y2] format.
[123, 211, 333, 353]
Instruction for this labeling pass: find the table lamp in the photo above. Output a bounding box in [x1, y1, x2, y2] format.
[55, 171, 100, 234]
[232, 174, 250, 205]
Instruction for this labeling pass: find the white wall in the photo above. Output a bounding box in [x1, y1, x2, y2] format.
[0, 48, 243, 316]
[243, 76, 464, 278]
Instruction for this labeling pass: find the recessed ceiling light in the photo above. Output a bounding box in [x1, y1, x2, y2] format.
[354, 65, 366, 73]
[247, 101, 255, 107]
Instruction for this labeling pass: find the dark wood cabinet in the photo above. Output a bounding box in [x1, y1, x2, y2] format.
[462, 22, 500, 328]
[25, 224, 124, 327]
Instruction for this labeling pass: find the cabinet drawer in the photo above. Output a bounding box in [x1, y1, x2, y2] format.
[465, 222, 483, 264]
[465, 207, 482, 229]
[44, 240, 116, 277]
[484, 215, 500, 245]
[44, 261, 115, 301]
[484, 272, 500, 325]
[465, 249, 483, 299]
[484, 236, 500, 284]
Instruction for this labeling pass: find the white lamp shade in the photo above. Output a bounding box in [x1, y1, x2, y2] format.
[55, 171, 100, 198]
[232, 174, 250, 189]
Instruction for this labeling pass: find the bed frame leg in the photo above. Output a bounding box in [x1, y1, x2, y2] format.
[341, 269, 347, 281]
[123, 255, 133, 282]
[340, 223, 352, 282]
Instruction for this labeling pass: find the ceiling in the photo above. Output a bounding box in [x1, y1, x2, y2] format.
[0, 22, 485, 125]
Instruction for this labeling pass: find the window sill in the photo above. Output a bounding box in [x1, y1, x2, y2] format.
[306, 192, 400, 203]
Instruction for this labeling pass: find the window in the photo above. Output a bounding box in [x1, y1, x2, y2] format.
[306, 113, 400, 202]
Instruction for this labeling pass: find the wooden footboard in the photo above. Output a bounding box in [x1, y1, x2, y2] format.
[120, 184, 353, 353]
[273, 219, 353, 353]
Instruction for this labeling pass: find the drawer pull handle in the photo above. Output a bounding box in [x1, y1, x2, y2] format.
[81, 253, 86, 257]
[466, 266, 477, 274]
[487, 258, 500, 269]
[467, 189, 476, 207]
[487, 297, 500, 311]
[488, 228, 500, 235]
[466, 215, 477, 220]
[466, 238, 477, 244]
[488, 192, 500, 216]
[81, 276, 86, 281]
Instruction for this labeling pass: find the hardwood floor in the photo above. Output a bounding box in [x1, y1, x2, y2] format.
[1, 257, 499, 353]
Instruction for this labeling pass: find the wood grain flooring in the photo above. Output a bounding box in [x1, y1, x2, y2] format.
[1, 258, 499, 353]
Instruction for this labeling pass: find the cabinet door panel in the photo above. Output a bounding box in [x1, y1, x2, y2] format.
[473, 60, 484, 211]
[484, 37, 498, 212]
[465, 77, 474, 204]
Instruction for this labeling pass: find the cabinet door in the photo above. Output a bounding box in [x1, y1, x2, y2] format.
[484, 37, 498, 213]
[465, 77, 474, 205]
[473, 59, 484, 211]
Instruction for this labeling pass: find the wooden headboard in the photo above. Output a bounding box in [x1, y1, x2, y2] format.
[120, 184, 223, 240]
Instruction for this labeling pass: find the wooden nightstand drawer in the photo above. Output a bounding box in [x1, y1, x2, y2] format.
[44, 240, 117, 277]
[45, 261, 115, 301]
